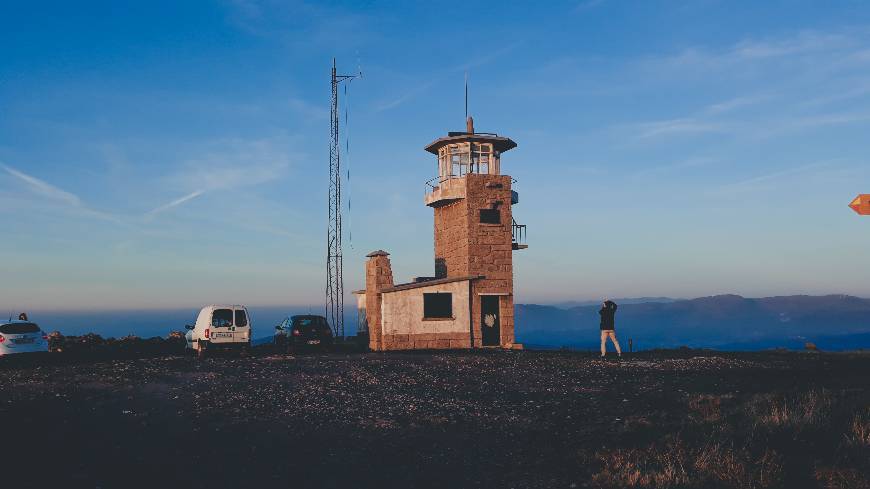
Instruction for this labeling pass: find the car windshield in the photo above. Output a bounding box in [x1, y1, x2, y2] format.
[0, 322, 41, 334]
[293, 317, 326, 328]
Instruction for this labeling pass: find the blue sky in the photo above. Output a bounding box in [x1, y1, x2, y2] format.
[2, 0, 870, 310]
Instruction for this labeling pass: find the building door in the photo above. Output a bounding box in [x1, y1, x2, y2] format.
[481, 296, 501, 346]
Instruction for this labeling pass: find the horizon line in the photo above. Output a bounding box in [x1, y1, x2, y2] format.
[6, 292, 869, 313]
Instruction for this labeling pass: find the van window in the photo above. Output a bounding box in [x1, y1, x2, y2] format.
[0, 322, 41, 334]
[234, 310, 248, 327]
[212, 309, 233, 327]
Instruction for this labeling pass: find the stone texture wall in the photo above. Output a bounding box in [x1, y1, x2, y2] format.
[434, 173, 515, 347]
[365, 252, 394, 351]
[380, 332, 471, 350]
[433, 199, 470, 278]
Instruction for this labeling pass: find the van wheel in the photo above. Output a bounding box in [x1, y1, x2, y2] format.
[197, 344, 207, 359]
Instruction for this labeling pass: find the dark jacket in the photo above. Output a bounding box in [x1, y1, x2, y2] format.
[599, 301, 617, 330]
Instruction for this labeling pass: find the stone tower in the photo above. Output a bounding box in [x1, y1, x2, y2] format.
[423, 117, 526, 347]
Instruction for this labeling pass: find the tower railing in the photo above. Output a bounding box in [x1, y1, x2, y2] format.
[425, 174, 518, 196]
[512, 218, 527, 247]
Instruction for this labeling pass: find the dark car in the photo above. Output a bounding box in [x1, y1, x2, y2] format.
[275, 315, 333, 351]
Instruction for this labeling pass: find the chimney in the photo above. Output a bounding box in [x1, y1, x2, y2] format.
[365, 250, 393, 351]
[466, 116, 474, 134]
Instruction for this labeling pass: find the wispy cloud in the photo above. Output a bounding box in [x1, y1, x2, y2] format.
[375, 40, 524, 112]
[145, 138, 292, 219]
[574, 0, 604, 13]
[621, 27, 870, 141]
[706, 94, 770, 114]
[288, 97, 328, 121]
[452, 40, 525, 73]
[636, 118, 727, 139]
[647, 30, 857, 73]
[224, 0, 377, 47]
[1, 163, 121, 223]
[716, 160, 839, 194]
[375, 80, 437, 112]
[798, 84, 870, 109]
[632, 157, 717, 179]
[787, 112, 870, 130]
[144, 190, 205, 219]
[2, 164, 81, 207]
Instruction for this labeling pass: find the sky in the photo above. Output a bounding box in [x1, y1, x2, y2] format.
[2, 0, 870, 311]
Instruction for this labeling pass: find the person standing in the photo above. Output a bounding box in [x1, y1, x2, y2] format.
[599, 300, 622, 358]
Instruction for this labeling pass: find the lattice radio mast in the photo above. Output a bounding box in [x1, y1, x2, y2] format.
[327, 58, 360, 338]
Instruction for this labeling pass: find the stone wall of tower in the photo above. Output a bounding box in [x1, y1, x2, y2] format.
[433, 173, 515, 347]
[433, 199, 470, 278]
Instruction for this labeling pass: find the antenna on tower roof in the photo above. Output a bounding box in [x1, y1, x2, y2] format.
[464, 71, 468, 121]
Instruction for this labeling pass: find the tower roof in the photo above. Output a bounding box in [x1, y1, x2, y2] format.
[424, 133, 517, 155]
[425, 117, 517, 154]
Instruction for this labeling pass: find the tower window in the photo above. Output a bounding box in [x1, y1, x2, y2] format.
[479, 208, 501, 224]
[423, 293, 453, 319]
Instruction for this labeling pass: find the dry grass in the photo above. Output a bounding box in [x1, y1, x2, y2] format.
[749, 389, 832, 429]
[592, 389, 870, 488]
[846, 410, 870, 447]
[688, 394, 726, 422]
[593, 439, 689, 489]
[592, 438, 783, 489]
[814, 467, 870, 489]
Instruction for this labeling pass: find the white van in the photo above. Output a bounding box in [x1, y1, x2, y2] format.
[185, 305, 252, 356]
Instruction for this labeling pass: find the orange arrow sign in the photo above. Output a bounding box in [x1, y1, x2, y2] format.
[850, 194, 870, 215]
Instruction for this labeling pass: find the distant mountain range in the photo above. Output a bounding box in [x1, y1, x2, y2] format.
[20, 295, 870, 352]
[548, 297, 678, 309]
[517, 294, 870, 351]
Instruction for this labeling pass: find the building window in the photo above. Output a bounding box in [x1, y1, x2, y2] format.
[437, 142, 497, 177]
[423, 293, 453, 319]
[480, 208, 501, 224]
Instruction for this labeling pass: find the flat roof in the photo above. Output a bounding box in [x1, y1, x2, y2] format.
[382, 275, 485, 293]
[424, 133, 517, 155]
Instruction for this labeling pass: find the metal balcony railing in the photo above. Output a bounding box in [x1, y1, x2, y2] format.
[512, 218, 527, 249]
[425, 175, 454, 195]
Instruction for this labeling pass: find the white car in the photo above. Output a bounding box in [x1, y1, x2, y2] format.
[0, 320, 49, 356]
[185, 305, 252, 356]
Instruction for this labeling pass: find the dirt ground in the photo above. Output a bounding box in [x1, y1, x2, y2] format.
[2, 348, 869, 488]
